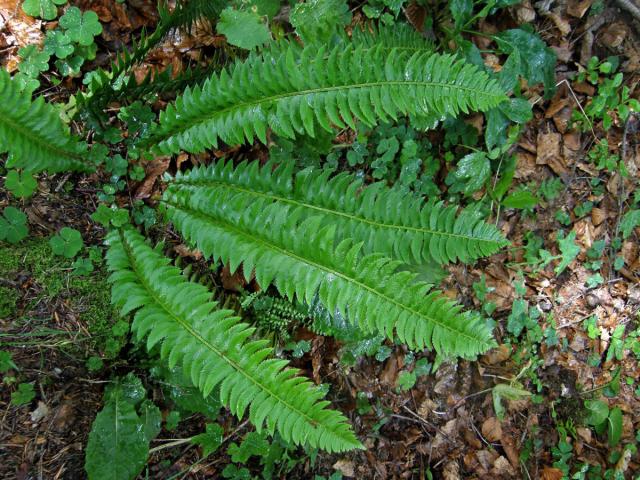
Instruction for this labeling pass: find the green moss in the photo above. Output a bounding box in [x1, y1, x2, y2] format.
[0, 238, 123, 357]
[0, 285, 19, 319]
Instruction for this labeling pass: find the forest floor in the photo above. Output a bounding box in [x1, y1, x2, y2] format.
[1, 0, 640, 479]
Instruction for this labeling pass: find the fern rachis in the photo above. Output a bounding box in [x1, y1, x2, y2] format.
[106, 228, 361, 452]
[145, 44, 506, 155]
[167, 159, 508, 264]
[161, 190, 496, 357]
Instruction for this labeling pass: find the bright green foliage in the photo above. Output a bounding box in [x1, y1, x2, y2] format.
[22, 0, 66, 20]
[85, 383, 152, 480]
[58, 7, 103, 46]
[192, 423, 224, 457]
[50, 227, 84, 258]
[162, 189, 496, 356]
[289, 0, 352, 44]
[168, 160, 507, 265]
[620, 209, 640, 239]
[0, 207, 29, 244]
[555, 231, 579, 274]
[0, 70, 90, 173]
[105, 228, 361, 452]
[11, 382, 36, 406]
[217, 7, 271, 50]
[148, 43, 506, 155]
[5, 170, 37, 198]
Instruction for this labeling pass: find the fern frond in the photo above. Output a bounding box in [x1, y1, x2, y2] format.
[162, 191, 497, 357]
[0, 70, 90, 173]
[349, 22, 434, 52]
[105, 228, 361, 453]
[146, 43, 506, 155]
[168, 159, 508, 264]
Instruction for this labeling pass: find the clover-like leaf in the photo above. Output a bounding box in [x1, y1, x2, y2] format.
[555, 231, 580, 275]
[216, 7, 271, 50]
[5, 170, 37, 198]
[22, 0, 66, 21]
[49, 227, 84, 258]
[59, 7, 103, 46]
[43, 30, 74, 58]
[18, 45, 50, 78]
[0, 207, 29, 244]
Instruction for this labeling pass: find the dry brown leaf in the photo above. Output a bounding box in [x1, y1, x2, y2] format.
[500, 433, 520, 469]
[567, 0, 593, 18]
[536, 131, 562, 165]
[333, 459, 355, 477]
[134, 156, 170, 199]
[481, 417, 503, 442]
[481, 344, 511, 365]
[541, 467, 565, 480]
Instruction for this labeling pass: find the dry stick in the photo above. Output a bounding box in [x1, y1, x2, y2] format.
[149, 419, 250, 455]
[615, 0, 640, 24]
[554, 78, 598, 142]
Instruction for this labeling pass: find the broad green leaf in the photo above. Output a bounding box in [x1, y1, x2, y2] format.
[495, 28, 557, 98]
[0, 350, 18, 373]
[555, 231, 579, 275]
[5, 170, 37, 198]
[49, 227, 83, 258]
[0, 207, 29, 244]
[620, 209, 640, 239]
[607, 407, 622, 447]
[499, 98, 532, 124]
[216, 7, 270, 50]
[290, 0, 352, 44]
[450, 0, 473, 28]
[59, 7, 103, 46]
[84, 389, 149, 480]
[139, 400, 162, 442]
[584, 399, 609, 426]
[22, 0, 66, 20]
[446, 152, 491, 195]
[502, 190, 538, 209]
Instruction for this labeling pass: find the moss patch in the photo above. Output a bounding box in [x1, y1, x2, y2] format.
[0, 238, 124, 357]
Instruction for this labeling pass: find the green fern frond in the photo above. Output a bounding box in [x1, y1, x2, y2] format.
[162, 191, 496, 357]
[168, 159, 508, 264]
[0, 70, 90, 173]
[105, 228, 361, 452]
[349, 22, 434, 52]
[146, 43, 506, 155]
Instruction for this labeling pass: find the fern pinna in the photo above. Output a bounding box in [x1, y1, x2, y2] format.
[105, 228, 361, 452]
[0, 70, 90, 173]
[168, 159, 508, 265]
[145, 43, 506, 155]
[162, 188, 496, 357]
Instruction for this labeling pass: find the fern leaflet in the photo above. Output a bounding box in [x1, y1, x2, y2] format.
[162, 191, 496, 357]
[168, 160, 507, 264]
[106, 228, 361, 452]
[145, 43, 506, 155]
[0, 70, 90, 173]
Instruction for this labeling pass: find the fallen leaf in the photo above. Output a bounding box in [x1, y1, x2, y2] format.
[481, 417, 503, 442]
[333, 459, 355, 477]
[134, 156, 170, 199]
[541, 467, 564, 480]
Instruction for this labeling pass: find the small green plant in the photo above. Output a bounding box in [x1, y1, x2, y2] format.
[11, 382, 36, 406]
[49, 227, 84, 258]
[0, 207, 29, 244]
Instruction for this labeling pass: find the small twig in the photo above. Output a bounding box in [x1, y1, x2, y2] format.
[614, 0, 640, 24]
[555, 79, 598, 142]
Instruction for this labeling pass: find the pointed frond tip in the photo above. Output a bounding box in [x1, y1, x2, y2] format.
[145, 43, 507, 155]
[167, 159, 509, 265]
[105, 228, 362, 453]
[0, 70, 91, 173]
[161, 191, 497, 358]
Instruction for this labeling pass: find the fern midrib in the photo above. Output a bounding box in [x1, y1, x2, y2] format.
[119, 235, 343, 440]
[170, 180, 504, 245]
[0, 103, 86, 168]
[164, 201, 491, 348]
[153, 79, 503, 146]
